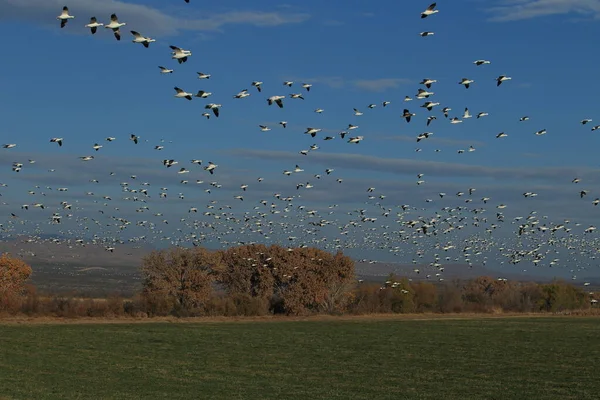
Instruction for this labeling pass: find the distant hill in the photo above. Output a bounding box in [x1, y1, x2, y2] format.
[355, 261, 549, 283]
[0, 237, 148, 268]
[0, 237, 569, 294]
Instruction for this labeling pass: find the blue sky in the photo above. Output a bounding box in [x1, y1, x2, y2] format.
[1, 0, 600, 278]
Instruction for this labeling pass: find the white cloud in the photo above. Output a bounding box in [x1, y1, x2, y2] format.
[0, 0, 310, 36]
[352, 78, 412, 92]
[226, 148, 600, 184]
[487, 0, 600, 22]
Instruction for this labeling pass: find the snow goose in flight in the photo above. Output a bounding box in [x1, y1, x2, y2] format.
[581, 119, 592, 125]
[420, 31, 434, 37]
[348, 136, 364, 144]
[2, 144, 16, 149]
[50, 138, 63, 147]
[442, 107, 451, 118]
[283, 81, 294, 87]
[421, 3, 439, 18]
[197, 72, 210, 79]
[267, 95, 285, 108]
[535, 129, 547, 136]
[80, 156, 94, 161]
[420, 78, 437, 88]
[204, 162, 217, 174]
[105, 14, 126, 41]
[353, 108, 363, 116]
[302, 83, 313, 91]
[93, 143, 103, 151]
[427, 116, 436, 126]
[106, 137, 116, 141]
[417, 132, 433, 142]
[417, 89, 434, 99]
[591, 125, 600, 131]
[174, 87, 193, 101]
[159, 66, 173, 74]
[205, 103, 221, 117]
[368, 104, 377, 109]
[450, 117, 462, 124]
[195, 90, 212, 98]
[305, 128, 321, 137]
[421, 101, 439, 111]
[402, 109, 415, 122]
[477, 112, 488, 119]
[496, 75, 512, 86]
[201, 112, 211, 119]
[131, 31, 155, 48]
[170, 46, 192, 63]
[520, 116, 529, 121]
[234, 89, 249, 98]
[496, 132, 508, 138]
[383, 101, 391, 107]
[259, 125, 271, 132]
[474, 60, 491, 66]
[314, 108, 324, 113]
[252, 81, 263, 92]
[57, 6, 74, 28]
[463, 108, 472, 119]
[404, 96, 413, 102]
[130, 134, 139, 144]
[85, 17, 103, 34]
[279, 121, 287, 128]
[290, 93, 304, 100]
[459, 78, 474, 89]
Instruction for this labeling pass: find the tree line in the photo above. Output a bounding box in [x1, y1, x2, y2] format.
[1, 246, 598, 318]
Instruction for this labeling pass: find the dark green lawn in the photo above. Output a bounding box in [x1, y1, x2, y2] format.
[0, 317, 599, 399]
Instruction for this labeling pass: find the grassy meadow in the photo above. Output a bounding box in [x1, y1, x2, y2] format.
[0, 316, 599, 399]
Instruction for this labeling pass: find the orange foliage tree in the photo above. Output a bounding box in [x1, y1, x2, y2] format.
[140, 246, 221, 313]
[0, 253, 33, 295]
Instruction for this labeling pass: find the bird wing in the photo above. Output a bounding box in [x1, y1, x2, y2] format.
[428, 3, 436, 10]
[111, 14, 119, 22]
[131, 31, 141, 38]
[174, 87, 183, 93]
[90, 16, 97, 23]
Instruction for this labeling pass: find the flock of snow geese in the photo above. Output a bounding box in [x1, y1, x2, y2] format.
[2, 3, 599, 284]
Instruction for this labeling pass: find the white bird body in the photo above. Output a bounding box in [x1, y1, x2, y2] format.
[159, 66, 173, 74]
[131, 31, 155, 47]
[268, 95, 285, 108]
[170, 46, 192, 63]
[105, 14, 126, 40]
[57, 6, 74, 28]
[421, 3, 439, 18]
[174, 87, 193, 100]
[85, 17, 102, 34]
[459, 78, 474, 88]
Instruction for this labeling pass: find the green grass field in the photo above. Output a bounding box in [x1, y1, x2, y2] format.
[0, 316, 599, 399]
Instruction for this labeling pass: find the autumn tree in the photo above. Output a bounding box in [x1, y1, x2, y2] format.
[0, 253, 33, 295]
[216, 245, 356, 315]
[140, 246, 221, 314]
[0, 253, 33, 312]
[217, 244, 275, 300]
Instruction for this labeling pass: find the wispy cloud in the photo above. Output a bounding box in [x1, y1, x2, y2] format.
[487, 0, 600, 22]
[379, 135, 487, 148]
[352, 78, 412, 92]
[284, 76, 345, 89]
[0, 0, 310, 36]
[225, 148, 600, 184]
